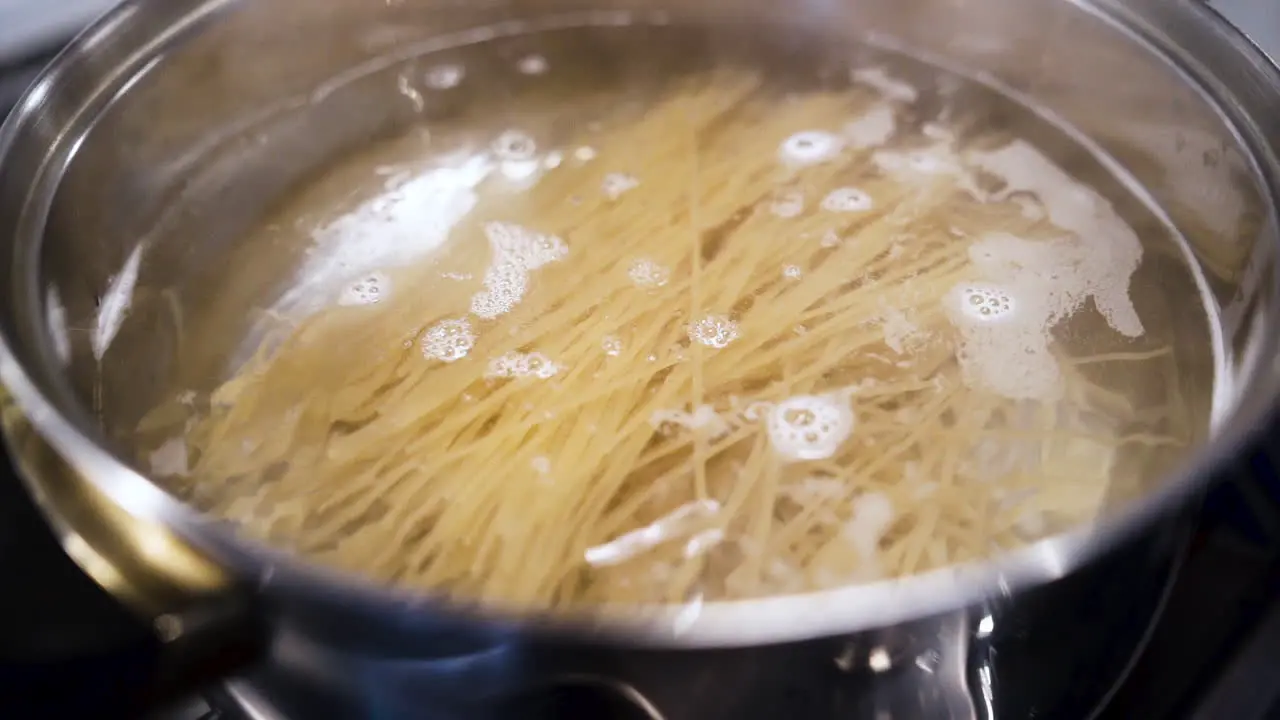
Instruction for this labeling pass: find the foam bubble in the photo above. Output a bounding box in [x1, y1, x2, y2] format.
[779, 131, 843, 167]
[602, 173, 640, 199]
[470, 222, 567, 319]
[516, 54, 549, 75]
[820, 230, 842, 248]
[851, 67, 919, 103]
[953, 284, 1016, 324]
[425, 64, 465, 89]
[421, 318, 476, 363]
[531, 456, 552, 474]
[574, 146, 598, 162]
[543, 151, 564, 169]
[491, 130, 538, 161]
[687, 314, 740, 349]
[767, 394, 857, 462]
[783, 264, 803, 280]
[965, 140, 1144, 338]
[770, 191, 805, 218]
[337, 271, 392, 307]
[602, 335, 623, 356]
[944, 281, 1062, 401]
[628, 258, 671, 288]
[821, 187, 873, 213]
[485, 351, 559, 380]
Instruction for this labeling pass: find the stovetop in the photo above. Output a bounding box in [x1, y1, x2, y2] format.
[2, 6, 1280, 719]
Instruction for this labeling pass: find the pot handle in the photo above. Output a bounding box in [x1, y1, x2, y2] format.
[0, 388, 268, 717]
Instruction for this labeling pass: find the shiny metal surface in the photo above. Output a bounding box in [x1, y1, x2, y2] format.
[0, 0, 1275, 668]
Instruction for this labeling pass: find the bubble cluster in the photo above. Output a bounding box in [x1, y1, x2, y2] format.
[425, 64, 465, 89]
[602, 335, 623, 356]
[821, 187, 874, 213]
[945, 279, 1060, 401]
[953, 284, 1016, 324]
[421, 318, 476, 363]
[485, 351, 559, 380]
[470, 222, 568, 319]
[628, 258, 671, 288]
[767, 394, 857, 462]
[779, 131, 843, 167]
[783, 265, 803, 279]
[602, 173, 640, 200]
[820, 230, 842, 248]
[491, 130, 538, 161]
[687, 314, 740, 349]
[516, 54, 549, 75]
[770, 191, 805, 218]
[337, 271, 392, 306]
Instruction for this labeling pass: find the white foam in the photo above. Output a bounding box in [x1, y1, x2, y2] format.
[783, 265, 803, 280]
[337, 271, 392, 307]
[851, 67, 919, 103]
[281, 152, 490, 317]
[770, 191, 805, 218]
[602, 172, 640, 200]
[938, 141, 1148, 401]
[779, 131, 843, 168]
[944, 281, 1061, 401]
[965, 140, 1144, 338]
[843, 104, 897, 149]
[767, 393, 856, 462]
[601, 335, 623, 356]
[485, 351, 559, 380]
[92, 242, 146, 362]
[421, 317, 476, 363]
[470, 222, 568, 319]
[628, 258, 671, 288]
[821, 187, 874, 213]
[687, 314, 740, 349]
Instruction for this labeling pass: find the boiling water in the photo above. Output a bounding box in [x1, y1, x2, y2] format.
[132, 22, 1218, 609]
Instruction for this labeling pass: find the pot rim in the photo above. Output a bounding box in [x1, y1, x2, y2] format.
[1, 0, 1278, 648]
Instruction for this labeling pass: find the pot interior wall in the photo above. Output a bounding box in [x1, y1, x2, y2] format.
[0, 0, 1273, 541]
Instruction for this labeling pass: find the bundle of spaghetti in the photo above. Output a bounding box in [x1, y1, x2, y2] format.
[151, 69, 1188, 610]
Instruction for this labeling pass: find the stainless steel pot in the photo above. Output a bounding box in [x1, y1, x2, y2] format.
[0, 0, 1277, 717]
